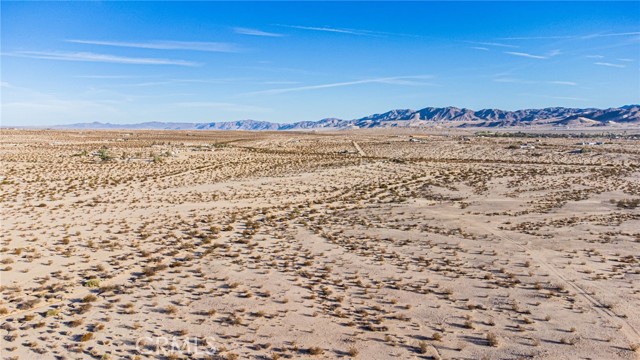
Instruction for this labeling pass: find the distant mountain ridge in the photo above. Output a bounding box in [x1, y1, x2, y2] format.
[48, 105, 640, 130]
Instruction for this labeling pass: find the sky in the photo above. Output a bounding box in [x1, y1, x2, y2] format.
[1, 1, 639, 126]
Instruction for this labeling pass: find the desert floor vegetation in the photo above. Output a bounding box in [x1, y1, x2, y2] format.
[1, 128, 639, 359]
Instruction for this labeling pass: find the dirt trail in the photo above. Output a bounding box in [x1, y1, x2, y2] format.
[470, 220, 640, 344]
[412, 206, 640, 344]
[352, 141, 366, 156]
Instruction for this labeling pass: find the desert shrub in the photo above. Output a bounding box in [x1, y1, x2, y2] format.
[347, 346, 359, 357]
[77, 303, 92, 314]
[487, 332, 499, 347]
[616, 198, 640, 209]
[417, 341, 428, 354]
[97, 148, 112, 162]
[69, 319, 84, 327]
[83, 294, 98, 303]
[84, 279, 100, 288]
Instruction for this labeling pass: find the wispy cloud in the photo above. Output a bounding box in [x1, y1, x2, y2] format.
[521, 93, 588, 102]
[174, 102, 271, 112]
[259, 80, 300, 85]
[498, 35, 575, 40]
[594, 62, 626, 68]
[275, 24, 383, 37]
[546, 49, 562, 57]
[75, 75, 155, 79]
[105, 77, 257, 88]
[244, 75, 433, 96]
[586, 55, 604, 59]
[379, 78, 435, 86]
[233, 27, 283, 37]
[275, 24, 423, 38]
[470, 46, 489, 51]
[499, 32, 640, 41]
[468, 41, 519, 49]
[503, 49, 560, 59]
[5, 51, 200, 66]
[493, 78, 535, 84]
[549, 81, 577, 86]
[66, 39, 241, 52]
[618, 58, 634, 62]
[234, 65, 321, 76]
[582, 31, 640, 39]
[504, 51, 548, 59]
[493, 78, 577, 86]
[110, 80, 186, 87]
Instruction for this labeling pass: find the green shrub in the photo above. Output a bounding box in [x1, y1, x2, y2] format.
[85, 279, 100, 288]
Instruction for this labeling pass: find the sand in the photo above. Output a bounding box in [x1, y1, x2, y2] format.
[1, 129, 639, 359]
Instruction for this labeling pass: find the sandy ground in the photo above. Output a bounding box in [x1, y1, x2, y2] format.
[1, 129, 639, 360]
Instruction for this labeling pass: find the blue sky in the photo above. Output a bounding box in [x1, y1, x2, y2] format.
[1, 1, 639, 126]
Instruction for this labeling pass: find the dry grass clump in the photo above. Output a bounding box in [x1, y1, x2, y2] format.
[79, 332, 94, 342]
[82, 294, 98, 302]
[417, 341, 428, 354]
[486, 332, 499, 347]
[347, 346, 359, 357]
[611, 198, 640, 209]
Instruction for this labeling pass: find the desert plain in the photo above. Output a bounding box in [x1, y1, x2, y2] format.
[1, 129, 639, 360]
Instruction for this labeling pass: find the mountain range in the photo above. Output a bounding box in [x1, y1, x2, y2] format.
[48, 105, 640, 131]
